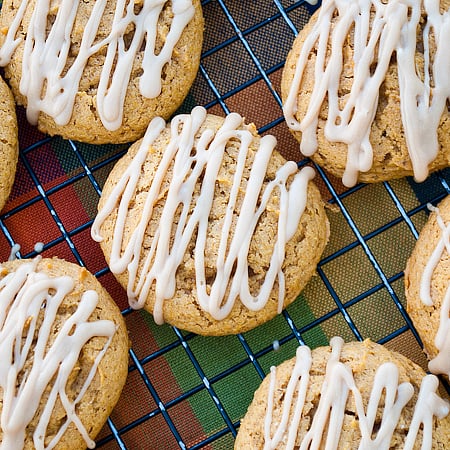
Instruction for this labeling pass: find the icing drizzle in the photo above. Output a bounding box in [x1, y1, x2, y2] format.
[283, 0, 450, 187]
[0, 258, 116, 449]
[264, 337, 450, 450]
[419, 203, 450, 378]
[0, 0, 195, 130]
[91, 106, 316, 324]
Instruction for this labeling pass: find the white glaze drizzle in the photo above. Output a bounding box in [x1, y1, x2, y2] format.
[0, 0, 195, 130]
[7, 244, 21, 261]
[419, 203, 450, 378]
[264, 337, 450, 450]
[91, 106, 316, 324]
[0, 258, 117, 449]
[283, 0, 450, 187]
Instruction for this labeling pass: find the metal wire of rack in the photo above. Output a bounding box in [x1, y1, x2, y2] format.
[0, 0, 449, 449]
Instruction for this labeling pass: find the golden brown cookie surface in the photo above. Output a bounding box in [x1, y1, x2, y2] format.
[92, 106, 329, 335]
[0, 75, 18, 212]
[0, 257, 129, 449]
[405, 195, 450, 380]
[235, 338, 450, 449]
[0, 0, 203, 144]
[281, 0, 450, 186]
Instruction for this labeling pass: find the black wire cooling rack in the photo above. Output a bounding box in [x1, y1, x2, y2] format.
[1, 1, 449, 449]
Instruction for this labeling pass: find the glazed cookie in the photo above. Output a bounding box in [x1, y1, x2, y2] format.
[405, 196, 450, 379]
[0, 257, 129, 449]
[91, 106, 329, 336]
[0, 75, 18, 212]
[235, 337, 450, 449]
[0, 0, 203, 144]
[281, 0, 450, 187]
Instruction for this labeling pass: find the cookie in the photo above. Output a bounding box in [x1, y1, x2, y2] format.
[0, 0, 203, 144]
[235, 337, 450, 449]
[405, 195, 450, 379]
[0, 257, 129, 449]
[91, 106, 329, 336]
[0, 74, 18, 212]
[281, 0, 450, 187]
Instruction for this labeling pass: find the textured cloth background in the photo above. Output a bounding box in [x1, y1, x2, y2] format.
[0, 1, 449, 449]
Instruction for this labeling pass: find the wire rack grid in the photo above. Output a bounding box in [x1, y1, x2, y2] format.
[0, 0, 449, 449]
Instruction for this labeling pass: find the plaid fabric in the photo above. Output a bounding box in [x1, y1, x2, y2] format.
[0, 1, 449, 449]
